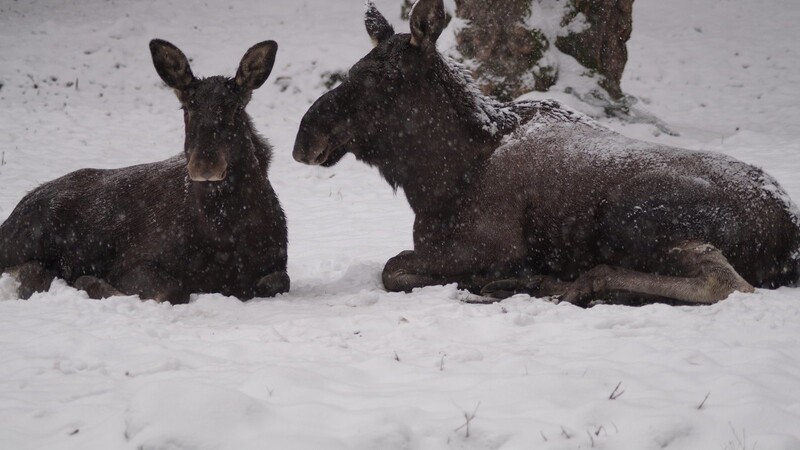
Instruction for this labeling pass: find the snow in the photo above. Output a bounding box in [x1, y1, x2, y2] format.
[1, 0, 800, 449]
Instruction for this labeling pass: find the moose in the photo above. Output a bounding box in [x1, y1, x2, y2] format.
[293, 0, 800, 306]
[0, 39, 289, 303]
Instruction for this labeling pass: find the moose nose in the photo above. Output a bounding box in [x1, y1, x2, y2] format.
[293, 146, 327, 166]
[188, 156, 228, 182]
[293, 133, 329, 165]
[292, 146, 309, 164]
[190, 168, 227, 182]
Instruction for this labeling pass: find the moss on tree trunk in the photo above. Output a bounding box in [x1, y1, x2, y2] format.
[555, 0, 633, 100]
[451, 0, 634, 102]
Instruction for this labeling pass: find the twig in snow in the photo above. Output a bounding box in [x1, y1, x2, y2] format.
[460, 296, 499, 304]
[540, 431, 548, 442]
[586, 430, 595, 447]
[595, 425, 605, 436]
[697, 391, 710, 410]
[1, 151, 5, 166]
[724, 422, 757, 450]
[440, 354, 446, 371]
[561, 426, 572, 439]
[454, 402, 480, 438]
[394, 350, 400, 362]
[609, 381, 625, 400]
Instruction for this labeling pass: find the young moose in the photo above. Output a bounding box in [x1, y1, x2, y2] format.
[0, 39, 289, 303]
[293, 0, 800, 305]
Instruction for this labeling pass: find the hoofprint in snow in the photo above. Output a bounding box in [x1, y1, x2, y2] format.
[1, 0, 799, 449]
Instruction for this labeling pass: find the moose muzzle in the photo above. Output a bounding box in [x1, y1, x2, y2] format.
[188, 155, 228, 182]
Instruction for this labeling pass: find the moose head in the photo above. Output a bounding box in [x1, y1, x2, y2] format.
[292, 0, 521, 208]
[150, 39, 277, 182]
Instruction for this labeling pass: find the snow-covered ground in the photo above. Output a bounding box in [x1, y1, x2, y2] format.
[1, 0, 799, 448]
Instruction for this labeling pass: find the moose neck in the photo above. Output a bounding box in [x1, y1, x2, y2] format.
[376, 57, 520, 216]
[380, 123, 499, 217]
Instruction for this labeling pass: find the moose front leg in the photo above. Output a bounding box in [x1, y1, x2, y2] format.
[382, 250, 504, 293]
[111, 263, 190, 304]
[383, 210, 528, 293]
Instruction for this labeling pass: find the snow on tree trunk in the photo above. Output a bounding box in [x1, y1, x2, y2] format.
[400, 0, 415, 20]
[401, 0, 675, 134]
[450, 0, 633, 102]
[452, 0, 551, 101]
[555, 0, 633, 100]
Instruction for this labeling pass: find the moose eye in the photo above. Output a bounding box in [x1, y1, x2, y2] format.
[354, 68, 382, 87]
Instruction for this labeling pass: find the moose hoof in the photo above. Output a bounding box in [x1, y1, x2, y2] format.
[559, 289, 592, 307]
[559, 265, 614, 307]
[74, 275, 123, 299]
[256, 271, 290, 297]
[480, 279, 526, 299]
[480, 276, 550, 300]
[382, 269, 431, 293]
[9, 262, 54, 300]
[153, 287, 191, 305]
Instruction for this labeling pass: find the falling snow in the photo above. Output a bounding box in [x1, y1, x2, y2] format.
[1, 0, 800, 449]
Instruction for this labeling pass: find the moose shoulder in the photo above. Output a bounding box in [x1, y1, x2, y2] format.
[0, 39, 289, 303]
[292, 0, 800, 306]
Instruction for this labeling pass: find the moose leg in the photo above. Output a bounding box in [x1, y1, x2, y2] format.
[382, 250, 497, 293]
[480, 275, 573, 300]
[74, 276, 124, 299]
[5, 262, 55, 299]
[112, 263, 190, 304]
[382, 203, 530, 294]
[254, 270, 290, 298]
[560, 242, 754, 307]
[383, 251, 446, 292]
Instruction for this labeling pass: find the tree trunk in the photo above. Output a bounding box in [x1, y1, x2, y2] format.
[400, 0, 415, 20]
[451, 0, 634, 102]
[555, 0, 633, 100]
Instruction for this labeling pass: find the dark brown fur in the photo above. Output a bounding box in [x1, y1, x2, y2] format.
[0, 39, 289, 303]
[293, 0, 800, 305]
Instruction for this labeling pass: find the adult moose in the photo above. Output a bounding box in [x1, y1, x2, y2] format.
[293, 0, 800, 305]
[0, 39, 289, 303]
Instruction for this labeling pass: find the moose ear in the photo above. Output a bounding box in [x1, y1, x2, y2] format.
[409, 0, 446, 51]
[235, 40, 278, 91]
[150, 39, 195, 92]
[365, 1, 394, 47]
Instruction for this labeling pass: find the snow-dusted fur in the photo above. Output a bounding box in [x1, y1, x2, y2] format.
[432, 53, 599, 137]
[294, 0, 800, 303]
